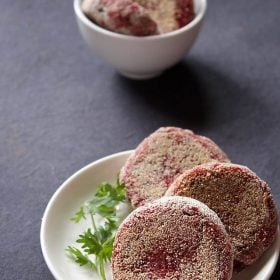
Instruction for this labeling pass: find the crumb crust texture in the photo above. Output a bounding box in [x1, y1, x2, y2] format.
[120, 127, 229, 208]
[167, 162, 279, 267]
[112, 196, 233, 280]
[82, 0, 195, 36]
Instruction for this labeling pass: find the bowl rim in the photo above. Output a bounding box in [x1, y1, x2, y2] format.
[74, 0, 207, 41]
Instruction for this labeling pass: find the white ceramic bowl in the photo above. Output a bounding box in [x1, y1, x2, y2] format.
[74, 0, 207, 79]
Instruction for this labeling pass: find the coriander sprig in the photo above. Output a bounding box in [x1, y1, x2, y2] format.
[66, 179, 126, 280]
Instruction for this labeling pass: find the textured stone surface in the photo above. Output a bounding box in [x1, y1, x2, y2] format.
[0, 0, 279, 279]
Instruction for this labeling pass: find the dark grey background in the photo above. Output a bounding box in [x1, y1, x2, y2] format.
[0, 0, 279, 279]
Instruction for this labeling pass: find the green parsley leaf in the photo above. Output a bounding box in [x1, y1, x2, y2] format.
[76, 229, 102, 255]
[66, 246, 96, 269]
[67, 178, 126, 280]
[70, 207, 85, 223]
[101, 236, 114, 261]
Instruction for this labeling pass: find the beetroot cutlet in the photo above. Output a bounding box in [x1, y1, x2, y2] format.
[82, 0, 195, 36]
[112, 196, 233, 280]
[120, 127, 229, 208]
[166, 162, 278, 268]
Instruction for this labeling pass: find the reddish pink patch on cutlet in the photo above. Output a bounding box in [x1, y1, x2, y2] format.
[176, 0, 195, 27]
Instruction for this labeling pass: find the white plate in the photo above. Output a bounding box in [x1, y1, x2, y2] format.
[41, 150, 280, 280]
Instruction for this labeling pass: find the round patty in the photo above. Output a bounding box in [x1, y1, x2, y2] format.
[166, 162, 278, 268]
[120, 127, 229, 208]
[112, 196, 233, 280]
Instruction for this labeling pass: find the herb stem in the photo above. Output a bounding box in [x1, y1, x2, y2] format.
[67, 179, 126, 280]
[90, 213, 98, 233]
[98, 258, 106, 280]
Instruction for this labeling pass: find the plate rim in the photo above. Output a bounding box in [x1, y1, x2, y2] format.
[40, 150, 132, 280]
